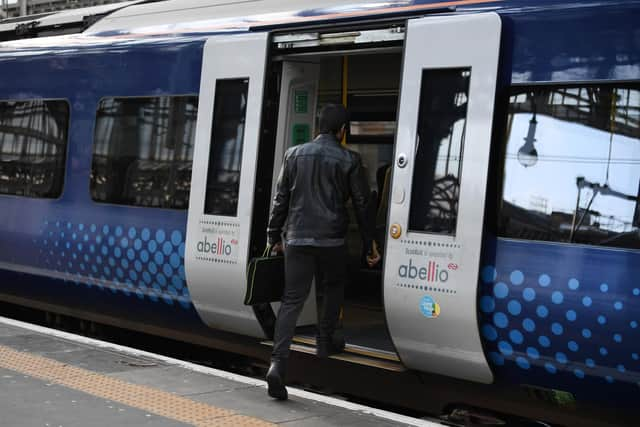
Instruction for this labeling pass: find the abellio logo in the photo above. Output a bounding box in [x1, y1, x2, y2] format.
[197, 236, 236, 256]
[398, 258, 453, 283]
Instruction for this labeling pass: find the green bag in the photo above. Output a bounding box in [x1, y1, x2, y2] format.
[244, 245, 285, 305]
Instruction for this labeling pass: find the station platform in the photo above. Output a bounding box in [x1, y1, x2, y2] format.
[0, 316, 439, 427]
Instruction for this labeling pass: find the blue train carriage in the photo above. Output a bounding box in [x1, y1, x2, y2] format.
[0, 0, 638, 424]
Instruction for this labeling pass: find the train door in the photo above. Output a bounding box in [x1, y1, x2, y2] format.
[271, 60, 321, 326]
[268, 32, 406, 368]
[383, 13, 501, 383]
[185, 33, 269, 337]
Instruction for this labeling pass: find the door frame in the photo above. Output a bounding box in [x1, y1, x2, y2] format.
[185, 32, 270, 338]
[382, 12, 502, 383]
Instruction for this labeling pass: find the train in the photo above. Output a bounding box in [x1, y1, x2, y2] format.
[0, 0, 638, 425]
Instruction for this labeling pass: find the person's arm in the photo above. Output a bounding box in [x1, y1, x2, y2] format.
[267, 154, 291, 249]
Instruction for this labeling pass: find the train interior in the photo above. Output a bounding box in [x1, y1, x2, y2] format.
[271, 46, 403, 363]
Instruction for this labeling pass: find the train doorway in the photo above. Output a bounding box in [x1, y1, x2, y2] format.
[264, 13, 502, 381]
[268, 34, 405, 367]
[184, 13, 501, 379]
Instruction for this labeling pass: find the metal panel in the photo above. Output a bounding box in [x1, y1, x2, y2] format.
[383, 13, 501, 383]
[272, 27, 405, 49]
[185, 33, 268, 338]
[0, 1, 143, 34]
[85, 0, 499, 37]
[271, 61, 319, 201]
[271, 60, 320, 326]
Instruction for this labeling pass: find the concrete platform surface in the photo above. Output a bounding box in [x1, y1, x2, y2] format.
[0, 316, 440, 427]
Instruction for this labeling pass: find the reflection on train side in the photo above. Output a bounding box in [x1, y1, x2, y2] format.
[91, 96, 197, 209]
[204, 79, 248, 217]
[0, 99, 69, 198]
[409, 68, 470, 236]
[500, 86, 640, 249]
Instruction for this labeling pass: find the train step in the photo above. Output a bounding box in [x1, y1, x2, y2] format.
[261, 336, 406, 372]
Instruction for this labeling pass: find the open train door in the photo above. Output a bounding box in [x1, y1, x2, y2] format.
[185, 33, 269, 337]
[383, 13, 501, 383]
[270, 60, 321, 326]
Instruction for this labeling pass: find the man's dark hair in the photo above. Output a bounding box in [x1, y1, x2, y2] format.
[318, 103, 349, 135]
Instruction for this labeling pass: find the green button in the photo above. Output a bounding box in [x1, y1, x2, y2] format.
[294, 90, 308, 114]
[292, 124, 310, 146]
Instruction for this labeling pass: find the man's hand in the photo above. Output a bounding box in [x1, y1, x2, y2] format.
[271, 242, 284, 255]
[366, 241, 381, 268]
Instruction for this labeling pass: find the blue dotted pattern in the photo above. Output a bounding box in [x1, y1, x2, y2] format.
[479, 240, 640, 400]
[35, 220, 190, 309]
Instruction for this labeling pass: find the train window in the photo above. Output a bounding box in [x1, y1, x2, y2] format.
[408, 68, 471, 235]
[498, 84, 640, 249]
[0, 99, 69, 199]
[91, 96, 197, 209]
[204, 78, 249, 216]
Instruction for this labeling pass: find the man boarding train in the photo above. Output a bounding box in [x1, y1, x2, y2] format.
[265, 104, 381, 400]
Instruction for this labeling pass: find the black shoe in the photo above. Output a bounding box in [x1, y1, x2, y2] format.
[266, 359, 288, 400]
[316, 335, 345, 358]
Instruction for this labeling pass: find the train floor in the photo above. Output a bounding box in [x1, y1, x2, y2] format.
[0, 315, 439, 427]
[295, 303, 396, 354]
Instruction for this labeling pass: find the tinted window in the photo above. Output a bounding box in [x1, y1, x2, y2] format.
[408, 68, 470, 235]
[499, 85, 640, 249]
[204, 79, 249, 216]
[91, 96, 197, 209]
[0, 99, 69, 198]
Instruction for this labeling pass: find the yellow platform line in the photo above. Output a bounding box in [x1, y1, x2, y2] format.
[0, 344, 274, 427]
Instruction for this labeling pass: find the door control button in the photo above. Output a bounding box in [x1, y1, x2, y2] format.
[390, 223, 402, 239]
[393, 187, 405, 204]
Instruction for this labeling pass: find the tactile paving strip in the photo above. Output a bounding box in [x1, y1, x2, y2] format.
[0, 344, 274, 426]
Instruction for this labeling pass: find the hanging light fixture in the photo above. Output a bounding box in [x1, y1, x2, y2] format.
[518, 94, 539, 167]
